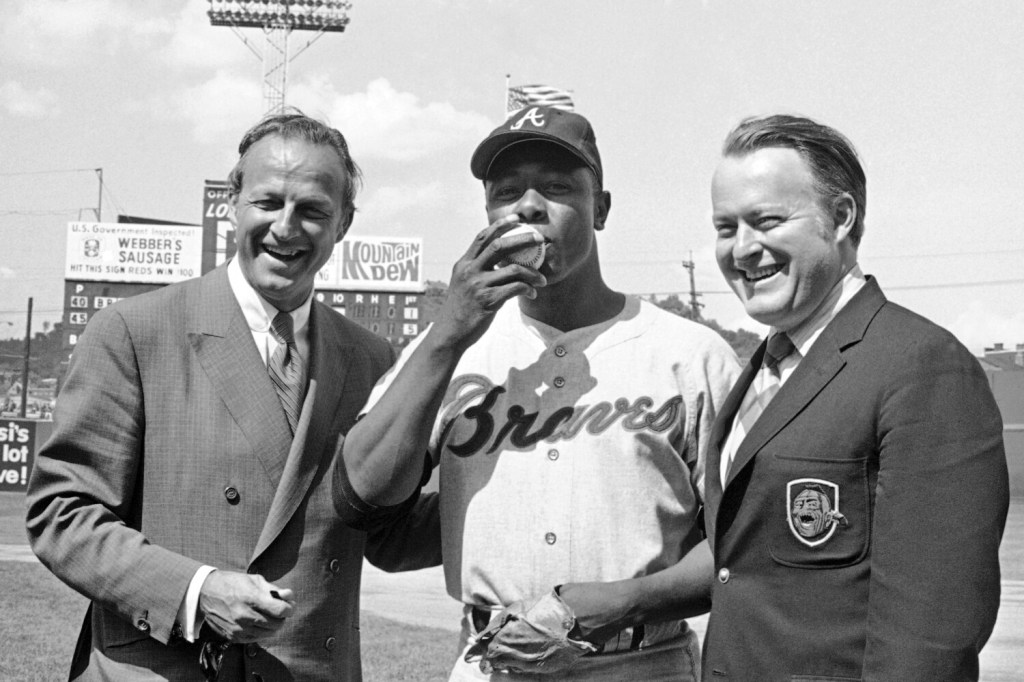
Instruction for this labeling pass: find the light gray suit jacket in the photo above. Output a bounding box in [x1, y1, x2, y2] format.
[26, 265, 439, 681]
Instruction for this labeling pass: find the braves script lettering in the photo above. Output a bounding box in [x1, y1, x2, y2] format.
[440, 375, 683, 457]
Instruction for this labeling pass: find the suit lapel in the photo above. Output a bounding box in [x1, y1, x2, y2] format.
[723, 278, 888, 489]
[187, 268, 292, 487]
[252, 302, 350, 561]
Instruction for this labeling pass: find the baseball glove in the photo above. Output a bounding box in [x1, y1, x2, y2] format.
[464, 589, 599, 675]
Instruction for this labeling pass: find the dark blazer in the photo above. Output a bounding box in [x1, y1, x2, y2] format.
[703, 278, 1008, 681]
[26, 265, 439, 681]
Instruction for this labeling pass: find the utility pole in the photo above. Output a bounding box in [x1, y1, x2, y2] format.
[681, 254, 703, 320]
[19, 297, 32, 419]
[95, 168, 103, 221]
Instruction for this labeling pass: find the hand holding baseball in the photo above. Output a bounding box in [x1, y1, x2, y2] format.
[432, 216, 547, 352]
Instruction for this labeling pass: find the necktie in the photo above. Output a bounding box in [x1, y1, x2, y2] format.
[722, 332, 796, 482]
[268, 311, 306, 434]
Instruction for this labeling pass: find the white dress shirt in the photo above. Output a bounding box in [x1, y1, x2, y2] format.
[719, 265, 866, 487]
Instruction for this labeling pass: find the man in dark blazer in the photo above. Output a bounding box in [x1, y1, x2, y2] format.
[703, 114, 1008, 681]
[26, 112, 438, 681]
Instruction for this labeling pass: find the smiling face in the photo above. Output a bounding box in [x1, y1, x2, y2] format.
[712, 147, 854, 331]
[484, 142, 610, 288]
[229, 134, 352, 312]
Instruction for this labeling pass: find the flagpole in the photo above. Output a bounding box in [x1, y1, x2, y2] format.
[504, 73, 510, 119]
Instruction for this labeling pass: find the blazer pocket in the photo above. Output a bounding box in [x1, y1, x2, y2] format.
[768, 456, 870, 568]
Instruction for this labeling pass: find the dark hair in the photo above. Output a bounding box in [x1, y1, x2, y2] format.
[228, 108, 363, 215]
[722, 115, 866, 246]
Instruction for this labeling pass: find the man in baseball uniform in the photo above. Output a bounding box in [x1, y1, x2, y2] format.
[334, 106, 740, 680]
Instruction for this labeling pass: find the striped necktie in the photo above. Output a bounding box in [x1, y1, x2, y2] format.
[268, 312, 307, 435]
[723, 332, 796, 482]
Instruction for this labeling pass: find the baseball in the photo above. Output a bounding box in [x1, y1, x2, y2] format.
[498, 224, 546, 269]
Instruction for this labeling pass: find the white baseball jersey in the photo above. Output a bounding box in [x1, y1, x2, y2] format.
[363, 296, 739, 608]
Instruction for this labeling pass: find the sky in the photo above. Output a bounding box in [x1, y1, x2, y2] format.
[1, 0, 1023, 353]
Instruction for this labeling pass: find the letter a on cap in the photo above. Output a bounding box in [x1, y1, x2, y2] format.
[510, 107, 546, 131]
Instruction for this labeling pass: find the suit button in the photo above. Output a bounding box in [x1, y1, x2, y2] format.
[224, 486, 240, 504]
[135, 618, 150, 632]
[329, 559, 341, 575]
[553, 376, 566, 388]
[718, 567, 730, 583]
[246, 643, 259, 658]
[252, 674, 264, 682]
[547, 449, 559, 461]
[554, 345, 567, 357]
[544, 532, 557, 545]
[324, 636, 336, 651]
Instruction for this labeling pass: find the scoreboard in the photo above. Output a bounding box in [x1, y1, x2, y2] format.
[316, 290, 422, 347]
[62, 280, 165, 362]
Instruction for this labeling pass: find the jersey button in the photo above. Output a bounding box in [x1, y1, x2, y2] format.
[547, 449, 559, 461]
[553, 376, 566, 388]
[224, 486, 240, 504]
[544, 532, 557, 545]
[718, 567, 730, 583]
[325, 636, 337, 651]
[554, 345, 567, 357]
[329, 558, 342, 575]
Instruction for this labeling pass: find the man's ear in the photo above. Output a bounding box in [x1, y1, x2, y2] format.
[594, 190, 612, 231]
[831, 192, 856, 244]
[336, 208, 355, 243]
[227, 194, 239, 228]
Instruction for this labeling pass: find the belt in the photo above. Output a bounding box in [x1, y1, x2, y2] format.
[470, 607, 683, 655]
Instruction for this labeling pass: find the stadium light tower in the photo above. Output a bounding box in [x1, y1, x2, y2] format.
[207, 1, 352, 115]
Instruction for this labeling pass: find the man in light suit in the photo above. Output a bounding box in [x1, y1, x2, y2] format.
[26, 112, 438, 681]
[703, 114, 1008, 681]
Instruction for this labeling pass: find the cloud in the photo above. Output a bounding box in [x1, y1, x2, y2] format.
[290, 77, 493, 162]
[950, 300, 1024, 354]
[1, 0, 172, 64]
[161, 0, 249, 70]
[154, 69, 262, 144]
[360, 182, 448, 222]
[0, 81, 59, 118]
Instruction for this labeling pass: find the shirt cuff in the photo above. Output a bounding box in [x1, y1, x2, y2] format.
[176, 565, 217, 642]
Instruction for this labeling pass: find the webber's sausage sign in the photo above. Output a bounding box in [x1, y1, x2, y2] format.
[65, 222, 203, 284]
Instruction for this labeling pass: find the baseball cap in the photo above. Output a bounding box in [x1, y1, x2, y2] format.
[470, 106, 603, 186]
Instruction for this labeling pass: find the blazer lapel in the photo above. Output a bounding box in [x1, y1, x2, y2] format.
[724, 278, 888, 489]
[252, 302, 350, 561]
[187, 267, 293, 487]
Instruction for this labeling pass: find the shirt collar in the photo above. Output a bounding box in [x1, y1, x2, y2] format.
[227, 257, 312, 335]
[776, 264, 866, 357]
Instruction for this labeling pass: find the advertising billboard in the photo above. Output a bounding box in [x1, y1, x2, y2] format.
[0, 419, 52, 492]
[317, 236, 424, 292]
[202, 180, 234, 272]
[65, 222, 203, 284]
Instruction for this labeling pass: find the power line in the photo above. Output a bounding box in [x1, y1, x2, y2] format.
[0, 168, 100, 177]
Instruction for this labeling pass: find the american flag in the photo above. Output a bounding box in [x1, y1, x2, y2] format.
[506, 84, 575, 116]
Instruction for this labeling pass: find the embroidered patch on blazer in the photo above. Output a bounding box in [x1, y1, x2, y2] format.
[786, 478, 847, 547]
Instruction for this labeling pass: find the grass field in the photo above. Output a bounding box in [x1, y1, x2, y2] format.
[5, 492, 1023, 680]
[3, 493, 454, 680]
[0, 559, 454, 681]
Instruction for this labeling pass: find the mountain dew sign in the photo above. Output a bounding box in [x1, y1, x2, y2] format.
[316, 236, 423, 293]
